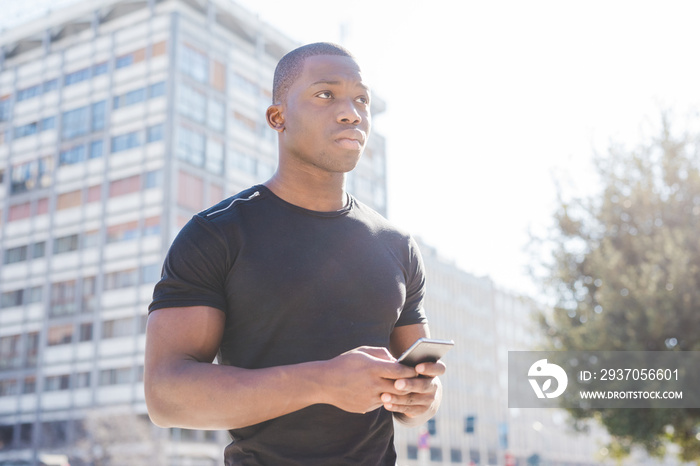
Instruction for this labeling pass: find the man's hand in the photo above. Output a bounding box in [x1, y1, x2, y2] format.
[379, 361, 445, 420]
[320, 346, 419, 414]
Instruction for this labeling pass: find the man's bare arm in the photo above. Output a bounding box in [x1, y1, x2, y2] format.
[144, 306, 418, 430]
[383, 323, 445, 427]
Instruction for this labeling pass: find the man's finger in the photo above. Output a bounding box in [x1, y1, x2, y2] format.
[415, 361, 446, 377]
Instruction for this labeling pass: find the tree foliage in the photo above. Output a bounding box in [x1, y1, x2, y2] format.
[532, 114, 700, 462]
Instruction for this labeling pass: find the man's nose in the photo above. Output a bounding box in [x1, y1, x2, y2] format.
[337, 98, 362, 125]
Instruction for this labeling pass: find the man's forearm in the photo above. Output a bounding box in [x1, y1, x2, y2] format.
[145, 346, 419, 430]
[145, 359, 328, 430]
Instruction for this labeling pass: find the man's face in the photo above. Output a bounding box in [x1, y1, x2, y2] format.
[279, 54, 371, 175]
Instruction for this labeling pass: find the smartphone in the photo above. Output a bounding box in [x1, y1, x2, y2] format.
[397, 338, 454, 366]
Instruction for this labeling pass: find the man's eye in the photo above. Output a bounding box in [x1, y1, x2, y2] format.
[356, 96, 369, 104]
[317, 91, 332, 99]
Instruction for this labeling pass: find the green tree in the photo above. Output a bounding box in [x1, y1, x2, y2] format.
[532, 114, 700, 462]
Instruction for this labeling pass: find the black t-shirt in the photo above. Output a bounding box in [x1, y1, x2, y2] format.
[150, 185, 427, 465]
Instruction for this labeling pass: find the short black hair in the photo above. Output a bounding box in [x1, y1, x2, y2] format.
[272, 42, 355, 104]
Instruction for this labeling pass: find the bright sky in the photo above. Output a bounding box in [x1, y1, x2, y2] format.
[5, 0, 700, 297]
[232, 0, 700, 297]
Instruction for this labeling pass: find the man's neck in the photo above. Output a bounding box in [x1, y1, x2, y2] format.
[264, 172, 348, 212]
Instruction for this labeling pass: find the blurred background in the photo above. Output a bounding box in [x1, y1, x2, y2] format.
[1, 0, 700, 465]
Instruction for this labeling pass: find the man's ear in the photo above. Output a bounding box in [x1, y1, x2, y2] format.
[266, 104, 285, 133]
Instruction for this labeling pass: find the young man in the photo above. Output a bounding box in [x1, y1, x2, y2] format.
[144, 42, 445, 465]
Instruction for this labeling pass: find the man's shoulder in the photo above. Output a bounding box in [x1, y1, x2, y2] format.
[198, 185, 265, 222]
[351, 197, 415, 244]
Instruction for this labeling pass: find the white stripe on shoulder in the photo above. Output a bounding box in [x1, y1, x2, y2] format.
[206, 191, 260, 217]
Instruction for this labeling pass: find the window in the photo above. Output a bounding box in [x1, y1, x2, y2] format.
[99, 367, 131, 385]
[75, 371, 91, 388]
[178, 85, 206, 123]
[26, 332, 39, 367]
[180, 45, 208, 83]
[41, 116, 56, 131]
[465, 415, 476, 433]
[26, 285, 43, 304]
[143, 170, 162, 189]
[10, 157, 52, 194]
[149, 81, 166, 98]
[4, 245, 27, 264]
[17, 84, 41, 102]
[90, 140, 104, 159]
[430, 447, 443, 462]
[79, 323, 93, 342]
[102, 317, 133, 339]
[62, 106, 89, 139]
[177, 127, 205, 166]
[208, 99, 225, 132]
[47, 324, 73, 346]
[1, 289, 23, 308]
[104, 269, 137, 290]
[84, 230, 100, 248]
[232, 73, 258, 95]
[14, 121, 38, 138]
[32, 242, 45, 259]
[50, 280, 77, 316]
[19, 423, 33, 446]
[43, 79, 59, 92]
[450, 449, 463, 463]
[0, 335, 21, 369]
[116, 54, 134, 69]
[141, 263, 161, 284]
[0, 379, 18, 397]
[82, 276, 96, 312]
[54, 234, 79, 254]
[206, 139, 224, 174]
[227, 149, 256, 176]
[93, 62, 108, 76]
[92, 100, 106, 131]
[23, 376, 36, 394]
[143, 216, 160, 236]
[65, 68, 90, 86]
[111, 131, 141, 153]
[107, 220, 138, 243]
[147, 123, 163, 143]
[44, 374, 70, 391]
[114, 87, 146, 109]
[427, 418, 436, 435]
[0, 96, 12, 122]
[406, 445, 418, 460]
[59, 145, 86, 166]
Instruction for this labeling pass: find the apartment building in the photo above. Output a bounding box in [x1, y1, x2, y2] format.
[0, 0, 387, 464]
[393, 242, 608, 466]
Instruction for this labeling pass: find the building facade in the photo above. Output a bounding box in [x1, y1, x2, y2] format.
[0, 0, 387, 464]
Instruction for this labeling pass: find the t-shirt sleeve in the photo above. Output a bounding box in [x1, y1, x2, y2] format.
[149, 215, 230, 314]
[395, 236, 428, 327]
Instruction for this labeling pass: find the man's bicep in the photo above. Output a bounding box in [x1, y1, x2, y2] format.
[389, 323, 431, 359]
[145, 306, 226, 365]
